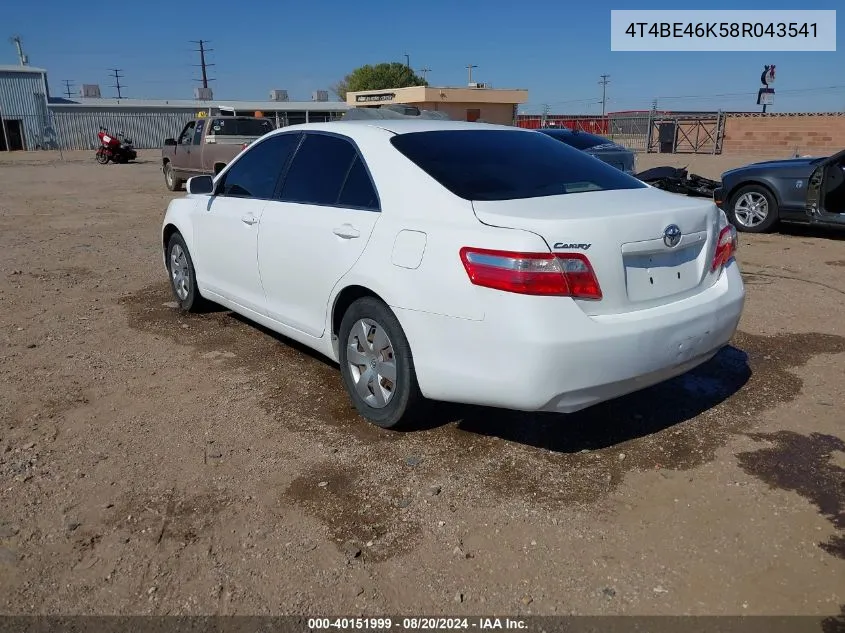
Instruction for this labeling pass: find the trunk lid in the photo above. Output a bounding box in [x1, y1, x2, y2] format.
[471, 187, 723, 316]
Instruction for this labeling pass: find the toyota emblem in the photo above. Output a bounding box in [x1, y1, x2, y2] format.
[663, 224, 682, 248]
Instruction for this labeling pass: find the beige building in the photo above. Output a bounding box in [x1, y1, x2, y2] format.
[346, 85, 529, 125]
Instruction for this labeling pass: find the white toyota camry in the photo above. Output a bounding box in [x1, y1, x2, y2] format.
[161, 119, 745, 429]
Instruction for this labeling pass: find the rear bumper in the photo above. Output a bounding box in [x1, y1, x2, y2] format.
[394, 262, 745, 413]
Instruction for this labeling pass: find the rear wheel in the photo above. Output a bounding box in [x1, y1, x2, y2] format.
[728, 184, 779, 233]
[164, 162, 183, 191]
[338, 297, 422, 429]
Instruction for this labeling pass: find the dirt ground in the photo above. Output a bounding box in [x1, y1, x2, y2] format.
[1, 149, 844, 618]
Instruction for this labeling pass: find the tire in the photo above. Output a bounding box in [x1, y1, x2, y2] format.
[728, 184, 779, 233]
[164, 162, 183, 191]
[95, 150, 109, 165]
[165, 233, 206, 312]
[338, 297, 422, 429]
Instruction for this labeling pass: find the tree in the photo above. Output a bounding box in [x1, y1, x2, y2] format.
[332, 62, 428, 101]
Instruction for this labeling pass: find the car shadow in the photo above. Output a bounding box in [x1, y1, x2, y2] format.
[426, 345, 751, 452]
[779, 222, 845, 241]
[223, 307, 751, 452]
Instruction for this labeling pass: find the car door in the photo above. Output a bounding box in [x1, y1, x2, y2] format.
[256, 132, 381, 337]
[174, 121, 196, 174]
[805, 148, 845, 220]
[189, 118, 206, 174]
[193, 133, 300, 313]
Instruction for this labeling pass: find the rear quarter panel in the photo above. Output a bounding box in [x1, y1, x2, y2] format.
[326, 127, 550, 325]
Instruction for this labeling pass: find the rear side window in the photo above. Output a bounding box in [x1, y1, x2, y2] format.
[217, 133, 300, 199]
[391, 130, 645, 201]
[281, 133, 379, 210]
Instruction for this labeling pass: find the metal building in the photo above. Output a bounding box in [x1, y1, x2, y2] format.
[0, 65, 52, 151]
[46, 98, 351, 150]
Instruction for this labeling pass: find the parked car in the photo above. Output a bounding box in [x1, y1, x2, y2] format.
[161, 115, 275, 191]
[161, 121, 744, 429]
[714, 149, 845, 232]
[537, 128, 636, 174]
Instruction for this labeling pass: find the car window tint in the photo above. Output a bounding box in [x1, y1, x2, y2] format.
[280, 133, 357, 205]
[391, 130, 646, 201]
[218, 133, 300, 200]
[540, 129, 613, 150]
[338, 156, 379, 209]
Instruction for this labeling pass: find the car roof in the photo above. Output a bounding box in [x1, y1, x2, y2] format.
[267, 119, 532, 138]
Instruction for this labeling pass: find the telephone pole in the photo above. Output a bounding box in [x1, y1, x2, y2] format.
[418, 66, 431, 81]
[466, 63, 478, 85]
[10, 35, 28, 65]
[108, 68, 125, 99]
[191, 39, 215, 88]
[599, 74, 610, 116]
[62, 79, 75, 99]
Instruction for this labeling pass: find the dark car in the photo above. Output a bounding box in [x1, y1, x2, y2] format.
[714, 149, 845, 233]
[536, 128, 636, 174]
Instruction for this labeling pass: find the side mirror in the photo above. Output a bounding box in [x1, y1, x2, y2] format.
[187, 175, 214, 195]
[164, 138, 177, 146]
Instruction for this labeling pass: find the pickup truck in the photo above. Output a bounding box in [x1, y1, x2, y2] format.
[161, 116, 275, 191]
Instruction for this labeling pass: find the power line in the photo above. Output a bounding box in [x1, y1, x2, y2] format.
[599, 74, 610, 116]
[190, 39, 215, 88]
[108, 68, 125, 99]
[62, 79, 75, 99]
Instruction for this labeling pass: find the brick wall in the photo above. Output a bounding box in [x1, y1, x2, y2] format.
[722, 113, 845, 156]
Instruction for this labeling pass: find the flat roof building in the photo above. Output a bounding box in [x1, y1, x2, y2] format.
[346, 85, 529, 126]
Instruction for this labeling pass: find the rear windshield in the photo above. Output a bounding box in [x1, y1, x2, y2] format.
[540, 129, 616, 150]
[390, 130, 646, 201]
[209, 118, 274, 136]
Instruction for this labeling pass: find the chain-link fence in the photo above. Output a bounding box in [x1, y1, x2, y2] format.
[516, 112, 725, 154]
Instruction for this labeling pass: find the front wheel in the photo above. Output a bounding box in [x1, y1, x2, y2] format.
[338, 297, 422, 429]
[728, 184, 779, 233]
[95, 150, 109, 165]
[164, 162, 183, 191]
[165, 233, 206, 312]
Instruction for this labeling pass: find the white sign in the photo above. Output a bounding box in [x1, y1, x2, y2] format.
[610, 10, 836, 51]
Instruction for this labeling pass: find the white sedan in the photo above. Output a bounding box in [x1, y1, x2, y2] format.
[161, 120, 745, 429]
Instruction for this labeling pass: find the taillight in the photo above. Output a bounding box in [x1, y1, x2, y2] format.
[459, 247, 602, 300]
[711, 225, 738, 272]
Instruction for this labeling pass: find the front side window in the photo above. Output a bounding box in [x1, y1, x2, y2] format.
[217, 133, 301, 199]
[280, 133, 379, 210]
[178, 121, 195, 144]
[390, 129, 646, 201]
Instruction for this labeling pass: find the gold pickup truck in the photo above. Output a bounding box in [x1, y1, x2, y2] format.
[161, 116, 275, 191]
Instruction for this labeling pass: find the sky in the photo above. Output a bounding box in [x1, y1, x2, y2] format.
[3, 0, 843, 114]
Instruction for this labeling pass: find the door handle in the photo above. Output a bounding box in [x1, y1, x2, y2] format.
[333, 224, 360, 239]
[241, 214, 258, 226]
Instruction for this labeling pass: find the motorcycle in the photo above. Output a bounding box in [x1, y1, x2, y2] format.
[95, 127, 137, 165]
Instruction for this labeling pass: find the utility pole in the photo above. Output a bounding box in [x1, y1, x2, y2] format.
[419, 67, 431, 82]
[404, 53, 410, 68]
[191, 39, 215, 88]
[62, 79, 75, 99]
[466, 63, 478, 85]
[541, 103, 550, 128]
[10, 35, 28, 65]
[108, 68, 125, 99]
[599, 74, 610, 116]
